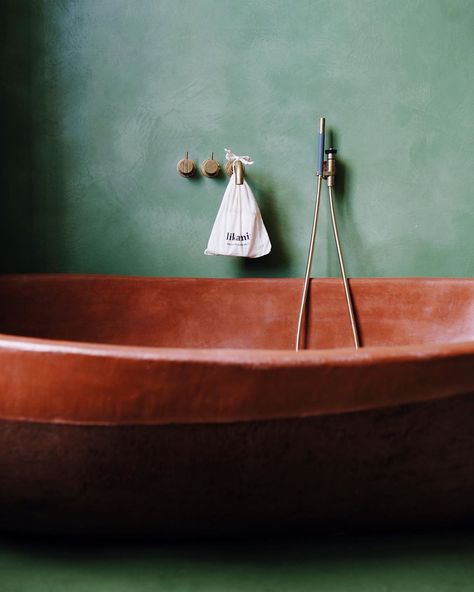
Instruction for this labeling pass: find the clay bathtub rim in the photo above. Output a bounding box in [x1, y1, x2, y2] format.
[0, 329, 473, 427]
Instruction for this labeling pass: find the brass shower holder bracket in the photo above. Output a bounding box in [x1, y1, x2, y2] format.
[322, 148, 337, 187]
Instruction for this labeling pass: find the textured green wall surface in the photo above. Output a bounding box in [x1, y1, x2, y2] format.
[1, 532, 474, 592]
[1, 0, 473, 277]
[1, 2, 474, 589]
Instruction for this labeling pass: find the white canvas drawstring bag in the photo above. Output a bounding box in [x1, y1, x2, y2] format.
[204, 150, 271, 258]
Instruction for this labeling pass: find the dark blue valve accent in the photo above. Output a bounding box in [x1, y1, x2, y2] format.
[316, 130, 325, 176]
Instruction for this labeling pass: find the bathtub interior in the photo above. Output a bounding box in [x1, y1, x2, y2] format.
[0, 275, 473, 350]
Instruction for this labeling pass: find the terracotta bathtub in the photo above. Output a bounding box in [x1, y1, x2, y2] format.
[0, 274, 473, 538]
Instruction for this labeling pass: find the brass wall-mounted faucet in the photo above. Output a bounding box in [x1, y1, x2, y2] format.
[224, 149, 253, 185]
[224, 158, 245, 185]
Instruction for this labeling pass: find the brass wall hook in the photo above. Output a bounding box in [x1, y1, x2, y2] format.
[224, 149, 253, 185]
[225, 160, 245, 185]
[177, 152, 196, 178]
[201, 152, 221, 178]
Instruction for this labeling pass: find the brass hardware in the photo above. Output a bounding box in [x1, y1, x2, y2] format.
[225, 149, 253, 185]
[324, 148, 337, 187]
[177, 152, 196, 178]
[296, 126, 360, 351]
[201, 152, 221, 178]
[224, 161, 234, 177]
[234, 160, 244, 185]
[225, 159, 245, 185]
[328, 184, 360, 348]
[295, 175, 323, 351]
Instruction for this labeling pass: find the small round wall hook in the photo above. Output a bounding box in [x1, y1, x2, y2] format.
[201, 152, 221, 178]
[177, 151, 196, 178]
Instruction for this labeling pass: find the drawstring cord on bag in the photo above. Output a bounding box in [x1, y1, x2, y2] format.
[225, 148, 254, 171]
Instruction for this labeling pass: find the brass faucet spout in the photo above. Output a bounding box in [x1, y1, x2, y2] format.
[234, 160, 244, 185]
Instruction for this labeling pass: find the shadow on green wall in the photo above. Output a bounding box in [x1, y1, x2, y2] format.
[0, 0, 34, 272]
[327, 154, 377, 278]
[239, 174, 292, 277]
[0, 1, 69, 273]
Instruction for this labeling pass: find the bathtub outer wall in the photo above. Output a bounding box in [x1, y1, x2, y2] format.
[0, 275, 473, 537]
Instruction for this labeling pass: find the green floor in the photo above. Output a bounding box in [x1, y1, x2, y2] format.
[1, 531, 474, 591]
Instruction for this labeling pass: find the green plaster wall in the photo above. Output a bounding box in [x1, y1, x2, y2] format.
[1, 0, 473, 277]
[2, 1, 474, 590]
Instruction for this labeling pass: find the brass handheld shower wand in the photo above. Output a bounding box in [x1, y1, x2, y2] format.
[295, 117, 360, 351]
